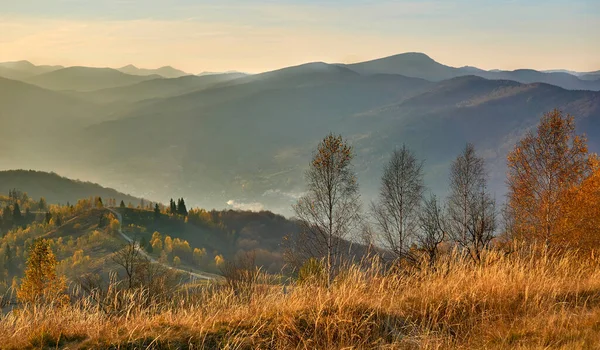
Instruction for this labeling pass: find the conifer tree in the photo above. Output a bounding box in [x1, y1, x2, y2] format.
[177, 198, 188, 216]
[17, 239, 68, 304]
[38, 197, 47, 211]
[169, 199, 177, 215]
[154, 203, 161, 220]
[12, 203, 22, 225]
[120, 200, 126, 208]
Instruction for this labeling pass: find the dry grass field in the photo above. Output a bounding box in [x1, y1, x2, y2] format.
[2, 246, 600, 349]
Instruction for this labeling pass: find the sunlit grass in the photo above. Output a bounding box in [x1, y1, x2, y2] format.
[2, 247, 600, 349]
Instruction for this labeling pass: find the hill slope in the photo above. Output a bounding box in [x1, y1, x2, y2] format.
[0, 170, 141, 205]
[25, 66, 161, 91]
[0, 60, 64, 80]
[0, 77, 105, 171]
[70, 74, 600, 213]
[75, 72, 247, 103]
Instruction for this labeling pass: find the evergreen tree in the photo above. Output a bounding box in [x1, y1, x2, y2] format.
[169, 199, 177, 215]
[154, 203, 161, 220]
[177, 198, 188, 216]
[120, 200, 126, 208]
[38, 197, 47, 211]
[45, 212, 52, 224]
[12, 203, 22, 225]
[55, 215, 62, 227]
[2, 206, 12, 228]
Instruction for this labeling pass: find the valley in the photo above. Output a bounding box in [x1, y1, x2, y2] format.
[2, 53, 599, 215]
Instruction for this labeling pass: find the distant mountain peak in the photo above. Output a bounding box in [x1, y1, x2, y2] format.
[0, 60, 36, 69]
[393, 52, 433, 59]
[117, 64, 188, 78]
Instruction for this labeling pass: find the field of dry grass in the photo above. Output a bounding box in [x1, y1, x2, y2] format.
[2, 247, 600, 349]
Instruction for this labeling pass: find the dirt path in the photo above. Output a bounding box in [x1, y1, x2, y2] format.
[106, 208, 215, 281]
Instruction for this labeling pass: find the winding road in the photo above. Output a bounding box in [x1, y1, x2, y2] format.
[106, 208, 214, 281]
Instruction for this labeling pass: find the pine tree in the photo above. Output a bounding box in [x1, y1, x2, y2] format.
[17, 239, 68, 304]
[177, 198, 188, 216]
[169, 199, 177, 215]
[38, 197, 47, 211]
[120, 200, 126, 208]
[1, 206, 11, 228]
[12, 203, 22, 225]
[154, 203, 161, 220]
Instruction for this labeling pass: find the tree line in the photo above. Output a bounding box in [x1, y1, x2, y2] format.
[287, 109, 599, 284]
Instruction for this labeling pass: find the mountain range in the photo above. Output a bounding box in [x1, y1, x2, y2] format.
[117, 64, 190, 78]
[1, 52, 599, 215]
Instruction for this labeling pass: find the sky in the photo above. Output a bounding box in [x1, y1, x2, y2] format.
[1, 0, 599, 73]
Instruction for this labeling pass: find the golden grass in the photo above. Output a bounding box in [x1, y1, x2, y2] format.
[3, 248, 600, 349]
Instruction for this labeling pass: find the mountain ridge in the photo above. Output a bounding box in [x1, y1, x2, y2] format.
[24, 66, 162, 91]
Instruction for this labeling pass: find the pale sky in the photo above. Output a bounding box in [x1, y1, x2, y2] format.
[1, 0, 599, 73]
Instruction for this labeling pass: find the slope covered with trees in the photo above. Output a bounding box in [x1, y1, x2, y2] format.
[0, 170, 140, 205]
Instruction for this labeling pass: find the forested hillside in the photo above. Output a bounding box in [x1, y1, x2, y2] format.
[0, 170, 140, 205]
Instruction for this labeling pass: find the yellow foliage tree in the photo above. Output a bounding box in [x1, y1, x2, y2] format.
[173, 238, 191, 254]
[150, 231, 163, 251]
[193, 247, 207, 265]
[558, 159, 600, 249]
[17, 239, 68, 305]
[506, 109, 592, 248]
[214, 254, 225, 266]
[108, 214, 120, 233]
[164, 236, 173, 254]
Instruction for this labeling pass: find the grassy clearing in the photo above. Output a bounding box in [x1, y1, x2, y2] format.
[2, 248, 600, 349]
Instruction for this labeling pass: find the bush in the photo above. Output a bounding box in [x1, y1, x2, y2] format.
[297, 258, 326, 286]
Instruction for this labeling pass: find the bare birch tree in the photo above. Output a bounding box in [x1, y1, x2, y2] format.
[292, 133, 361, 285]
[447, 143, 496, 262]
[371, 145, 424, 262]
[417, 194, 447, 267]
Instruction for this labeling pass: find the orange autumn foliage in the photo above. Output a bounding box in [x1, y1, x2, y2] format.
[506, 109, 594, 249]
[557, 158, 600, 250]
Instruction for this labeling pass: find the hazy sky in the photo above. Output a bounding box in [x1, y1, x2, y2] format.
[1, 0, 599, 73]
